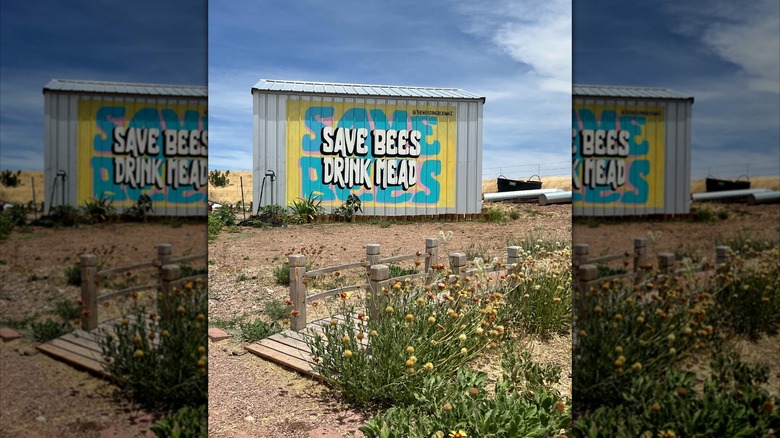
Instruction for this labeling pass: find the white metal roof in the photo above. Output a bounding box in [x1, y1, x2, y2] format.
[253, 79, 484, 100]
[43, 79, 207, 97]
[574, 84, 694, 101]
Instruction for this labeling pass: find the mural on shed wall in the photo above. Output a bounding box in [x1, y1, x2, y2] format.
[572, 104, 665, 208]
[285, 100, 457, 208]
[77, 100, 208, 209]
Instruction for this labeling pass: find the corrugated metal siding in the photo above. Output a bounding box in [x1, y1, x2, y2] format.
[253, 79, 484, 101]
[44, 79, 206, 97]
[43, 90, 207, 216]
[253, 90, 483, 216]
[572, 95, 692, 216]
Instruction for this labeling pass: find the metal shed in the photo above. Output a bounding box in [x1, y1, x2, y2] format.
[572, 84, 694, 216]
[252, 79, 485, 217]
[43, 79, 208, 216]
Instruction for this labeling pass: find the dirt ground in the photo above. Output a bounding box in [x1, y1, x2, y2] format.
[0, 222, 206, 437]
[207, 202, 572, 437]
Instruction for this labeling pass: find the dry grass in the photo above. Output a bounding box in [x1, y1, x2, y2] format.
[0, 171, 44, 205]
[691, 176, 780, 193]
[209, 171, 573, 206]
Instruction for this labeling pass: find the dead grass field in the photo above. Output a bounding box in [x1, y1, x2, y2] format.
[0, 171, 44, 206]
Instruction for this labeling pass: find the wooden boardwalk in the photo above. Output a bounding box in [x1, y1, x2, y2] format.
[245, 314, 366, 381]
[36, 316, 147, 379]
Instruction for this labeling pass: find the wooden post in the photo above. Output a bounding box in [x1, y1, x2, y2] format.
[633, 238, 647, 272]
[576, 264, 598, 320]
[157, 244, 173, 267]
[658, 253, 676, 274]
[450, 252, 467, 276]
[424, 237, 438, 284]
[289, 254, 307, 332]
[80, 254, 99, 331]
[573, 244, 589, 267]
[160, 264, 181, 320]
[368, 264, 390, 321]
[365, 244, 381, 276]
[715, 246, 730, 269]
[507, 246, 520, 266]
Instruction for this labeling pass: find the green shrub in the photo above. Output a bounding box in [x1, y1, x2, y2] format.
[360, 346, 570, 438]
[485, 207, 506, 222]
[333, 194, 362, 221]
[81, 194, 115, 223]
[388, 264, 417, 279]
[257, 204, 290, 225]
[6, 204, 27, 226]
[263, 299, 290, 321]
[97, 280, 208, 411]
[35, 205, 82, 227]
[207, 214, 223, 240]
[305, 279, 509, 408]
[509, 210, 521, 220]
[208, 170, 230, 188]
[151, 404, 207, 438]
[273, 262, 290, 286]
[123, 194, 154, 222]
[54, 299, 81, 322]
[238, 318, 282, 342]
[212, 205, 236, 227]
[289, 193, 323, 223]
[65, 262, 82, 286]
[0, 213, 13, 242]
[31, 318, 73, 342]
[0, 170, 22, 187]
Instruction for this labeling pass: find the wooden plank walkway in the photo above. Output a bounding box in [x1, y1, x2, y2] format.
[244, 314, 366, 381]
[36, 316, 147, 379]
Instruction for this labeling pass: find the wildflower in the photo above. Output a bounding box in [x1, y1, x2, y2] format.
[669, 348, 676, 354]
[614, 356, 625, 367]
[134, 349, 144, 358]
[284, 298, 292, 306]
[614, 314, 623, 322]
[197, 358, 206, 368]
[176, 305, 185, 314]
[342, 335, 350, 344]
[632, 362, 642, 371]
[148, 332, 155, 340]
[659, 430, 676, 438]
[469, 387, 479, 397]
[424, 362, 434, 371]
[385, 306, 394, 315]
[196, 313, 206, 322]
[370, 330, 378, 337]
[198, 346, 206, 354]
[615, 346, 623, 354]
[406, 346, 415, 354]
[428, 316, 436, 324]
[330, 318, 338, 326]
[677, 387, 688, 396]
[578, 329, 587, 337]
[357, 332, 364, 341]
[449, 430, 467, 438]
[636, 315, 645, 324]
[339, 291, 351, 301]
[554, 401, 565, 411]
[121, 319, 130, 325]
[133, 335, 142, 345]
[763, 401, 774, 413]
[460, 347, 468, 355]
[667, 334, 675, 342]
[487, 342, 497, 349]
[442, 402, 452, 412]
[162, 330, 170, 337]
[405, 314, 414, 322]
[651, 402, 661, 412]
[476, 327, 484, 335]
[458, 334, 467, 341]
[552, 297, 561, 303]
[343, 350, 353, 359]
[406, 359, 415, 368]
[291, 310, 300, 317]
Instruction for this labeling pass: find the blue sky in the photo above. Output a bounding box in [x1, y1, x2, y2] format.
[208, 0, 573, 178]
[574, 0, 780, 179]
[0, 0, 207, 170]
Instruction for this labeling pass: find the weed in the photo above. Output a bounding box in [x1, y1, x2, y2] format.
[238, 318, 281, 342]
[31, 318, 72, 342]
[209, 316, 242, 331]
[333, 194, 362, 221]
[65, 262, 82, 286]
[388, 265, 417, 278]
[289, 193, 324, 223]
[123, 195, 154, 222]
[236, 273, 249, 282]
[81, 194, 115, 223]
[484, 207, 506, 222]
[464, 242, 493, 262]
[273, 263, 290, 286]
[509, 210, 521, 220]
[54, 300, 81, 321]
[150, 404, 207, 438]
[263, 299, 290, 322]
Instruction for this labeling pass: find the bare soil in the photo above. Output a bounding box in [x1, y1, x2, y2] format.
[0, 222, 206, 437]
[207, 202, 572, 437]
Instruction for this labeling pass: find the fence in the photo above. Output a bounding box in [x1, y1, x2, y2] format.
[288, 238, 523, 331]
[573, 237, 731, 318]
[79, 244, 207, 330]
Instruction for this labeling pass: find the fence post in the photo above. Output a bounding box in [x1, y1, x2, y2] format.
[160, 264, 181, 320]
[633, 238, 647, 272]
[366, 244, 381, 276]
[368, 264, 390, 321]
[715, 246, 730, 269]
[157, 244, 173, 267]
[450, 252, 467, 276]
[658, 253, 676, 274]
[573, 244, 589, 267]
[576, 264, 599, 320]
[424, 238, 439, 284]
[289, 254, 307, 332]
[507, 246, 520, 266]
[80, 254, 99, 331]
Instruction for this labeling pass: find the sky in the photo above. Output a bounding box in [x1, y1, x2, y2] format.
[574, 0, 780, 179]
[208, 0, 573, 178]
[0, 0, 207, 171]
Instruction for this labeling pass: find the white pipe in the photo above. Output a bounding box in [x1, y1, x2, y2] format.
[483, 188, 564, 202]
[538, 191, 572, 206]
[748, 191, 780, 205]
[691, 188, 771, 202]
